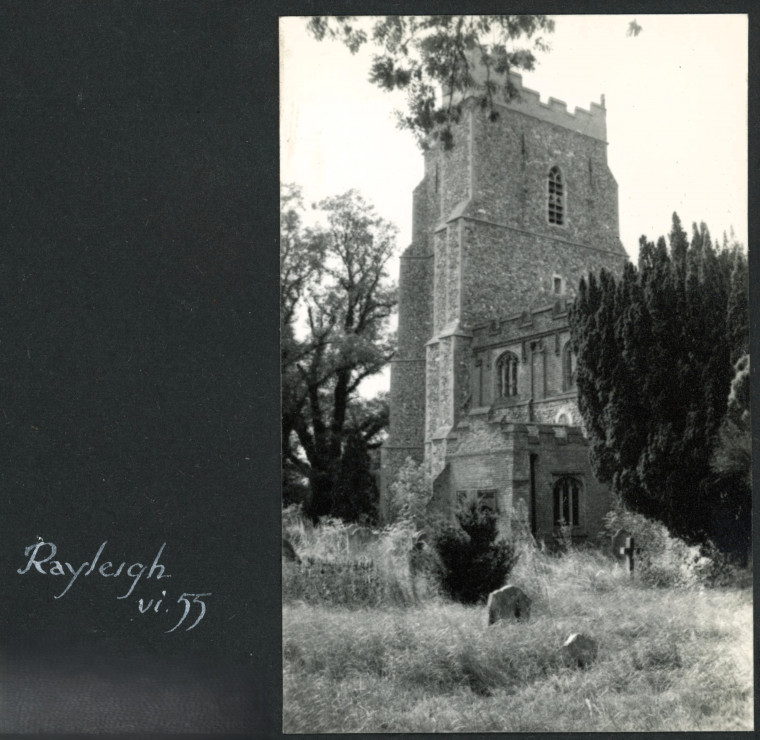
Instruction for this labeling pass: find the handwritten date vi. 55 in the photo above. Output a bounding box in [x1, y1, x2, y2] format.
[17, 540, 211, 633]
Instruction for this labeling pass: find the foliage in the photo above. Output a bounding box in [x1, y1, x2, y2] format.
[434, 497, 517, 604]
[387, 456, 432, 526]
[569, 213, 749, 558]
[307, 15, 554, 150]
[282, 515, 439, 607]
[331, 429, 380, 524]
[712, 354, 750, 487]
[602, 507, 749, 589]
[281, 186, 397, 522]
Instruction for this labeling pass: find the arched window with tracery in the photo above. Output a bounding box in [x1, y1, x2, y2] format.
[562, 341, 576, 391]
[553, 476, 582, 527]
[496, 351, 519, 398]
[548, 166, 565, 225]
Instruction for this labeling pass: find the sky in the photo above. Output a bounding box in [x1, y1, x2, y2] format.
[280, 14, 748, 395]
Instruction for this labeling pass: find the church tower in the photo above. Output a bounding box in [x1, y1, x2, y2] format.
[382, 70, 627, 541]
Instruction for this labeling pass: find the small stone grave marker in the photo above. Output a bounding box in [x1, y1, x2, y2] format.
[560, 633, 598, 669]
[612, 528, 635, 577]
[486, 585, 531, 625]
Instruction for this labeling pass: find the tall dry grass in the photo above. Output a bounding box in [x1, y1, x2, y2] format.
[283, 528, 753, 733]
[283, 509, 440, 608]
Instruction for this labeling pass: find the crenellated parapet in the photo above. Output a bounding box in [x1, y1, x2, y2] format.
[449, 65, 607, 141]
[503, 72, 606, 141]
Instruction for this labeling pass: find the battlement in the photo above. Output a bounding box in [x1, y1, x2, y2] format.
[449, 60, 607, 141]
[470, 300, 570, 347]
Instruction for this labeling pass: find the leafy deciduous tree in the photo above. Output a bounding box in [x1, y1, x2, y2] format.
[281, 186, 397, 522]
[307, 15, 554, 150]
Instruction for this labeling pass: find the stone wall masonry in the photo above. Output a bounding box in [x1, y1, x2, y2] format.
[435, 112, 472, 219]
[445, 419, 612, 540]
[428, 437, 448, 482]
[471, 302, 571, 344]
[433, 230, 448, 334]
[438, 337, 453, 430]
[387, 360, 427, 447]
[461, 221, 626, 327]
[448, 447, 515, 537]
[475, 333, 574, 409]
[516, 426, 611, 541]
[446, 223, 462, 326]
[425, 342, 441, 438]
[469, 105, 621, 249]
[395, 245, 433, 360]
[386, 72, 624, 538]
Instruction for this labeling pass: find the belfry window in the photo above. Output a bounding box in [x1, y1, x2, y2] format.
[548, 166, 565, 225]
[562, 342, 576, 391]
[496, 351, 519, 398]
[553, 476, 582, 526]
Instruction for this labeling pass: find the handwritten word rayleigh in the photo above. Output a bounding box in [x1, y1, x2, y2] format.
[17, 541, 170, 600]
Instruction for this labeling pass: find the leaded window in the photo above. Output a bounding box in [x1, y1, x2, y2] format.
[553, 476, 582, 526]
[496, 351, 519, 398]
[548, 166, 565, 225]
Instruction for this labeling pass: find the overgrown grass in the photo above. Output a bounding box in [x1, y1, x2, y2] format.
[283, 539, 753, 732]
[283, 510, 440, 607]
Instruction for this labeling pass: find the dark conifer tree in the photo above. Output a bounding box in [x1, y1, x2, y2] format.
[569, 213, 748, 557]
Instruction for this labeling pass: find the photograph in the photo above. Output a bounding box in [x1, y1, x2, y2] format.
[281, 14, 752, 733]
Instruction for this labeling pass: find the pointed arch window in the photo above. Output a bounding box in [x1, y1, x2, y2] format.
[548, 166, 565, 225]
[562, 341, 576, 391]
[553, 476, 582, 526]
[496, 351, 519, 398]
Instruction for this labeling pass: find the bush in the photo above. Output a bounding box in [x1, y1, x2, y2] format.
[602, 506, 749, 589]
[282, 515, 441, 607]
[387, 457, 431, 527]
[434, 498, 518, 604]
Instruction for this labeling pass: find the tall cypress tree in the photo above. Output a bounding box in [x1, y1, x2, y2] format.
[569, 213, 748, 556]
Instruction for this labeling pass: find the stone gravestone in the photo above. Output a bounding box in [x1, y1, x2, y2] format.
[560, 633, 598, 668]
[612, 528, 635, 576]
[486, 585, 531, 625]
[611, 528, 631, 560]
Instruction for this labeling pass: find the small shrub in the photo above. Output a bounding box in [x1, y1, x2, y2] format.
[602, 507, 747, 589]
[434, 498, 518, 604]
[387, 457, 432, 527]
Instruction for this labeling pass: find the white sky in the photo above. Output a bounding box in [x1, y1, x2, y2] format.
[280, 14, 748, 396]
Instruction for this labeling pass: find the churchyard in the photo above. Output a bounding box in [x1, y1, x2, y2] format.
[282, 512, 752, 733]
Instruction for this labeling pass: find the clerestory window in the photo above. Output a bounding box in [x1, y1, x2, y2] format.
[548, 166, 565, 225]
[496, 351, 519, 398]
